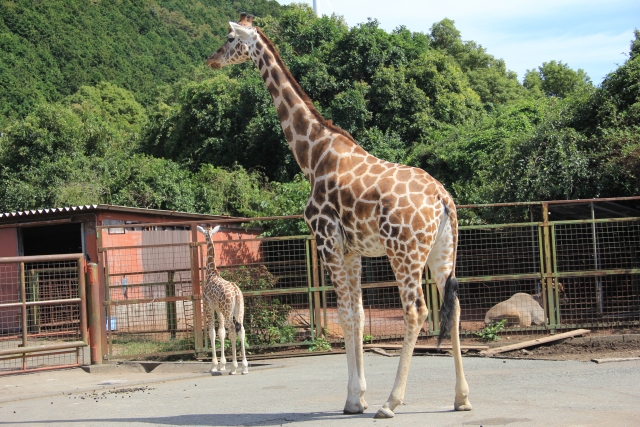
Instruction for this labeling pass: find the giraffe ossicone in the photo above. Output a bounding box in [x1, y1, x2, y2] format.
[197, 225, 248, 376]
[206, 14, 471, 417]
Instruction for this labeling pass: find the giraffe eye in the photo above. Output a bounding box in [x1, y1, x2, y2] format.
[228, 36, 235, 42]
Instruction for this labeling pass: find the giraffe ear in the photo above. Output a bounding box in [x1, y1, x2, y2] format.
[229, 21, 253, 41]
[211, 225, 221, 235]
[196, 226, 207, 235]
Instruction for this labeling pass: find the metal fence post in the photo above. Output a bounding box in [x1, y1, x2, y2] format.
[591, 202, 603, 314]
[305, 238, 315, 340]
[86, 263, 102, 364]
[541, 203, 557, 330]
[19, 262, 27, 371]
[190, 222, 204, 355]
[166, 271, 177, 340]
[320, 257, 328, 340]
[97, 228, 109, 361]
[310, 238, 322, 338]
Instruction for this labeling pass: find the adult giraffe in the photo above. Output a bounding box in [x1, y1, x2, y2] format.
[206, 13, 471, 419]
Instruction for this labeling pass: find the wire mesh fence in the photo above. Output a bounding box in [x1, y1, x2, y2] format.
[0, 254, 87, 375]
[96, 199, 640, 360]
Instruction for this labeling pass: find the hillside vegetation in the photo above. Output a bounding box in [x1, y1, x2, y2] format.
[1, 2, 639, 232]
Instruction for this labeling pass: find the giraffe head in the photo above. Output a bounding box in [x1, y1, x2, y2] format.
[197, 225, 221, 242]
[206, 13, 258, 69]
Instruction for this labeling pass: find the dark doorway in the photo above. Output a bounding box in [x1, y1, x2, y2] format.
[22, 223, 83, 256]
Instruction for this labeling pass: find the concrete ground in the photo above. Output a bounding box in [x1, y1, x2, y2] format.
[0, 352, 639, 426]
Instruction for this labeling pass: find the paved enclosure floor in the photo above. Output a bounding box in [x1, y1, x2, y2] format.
[0, 353, 639, 426]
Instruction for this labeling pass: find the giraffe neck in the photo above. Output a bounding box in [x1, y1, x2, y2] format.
[205, 239, 220, 278]
[252, 28, 360, 179]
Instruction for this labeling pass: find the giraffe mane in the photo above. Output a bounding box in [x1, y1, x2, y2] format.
[255, 27, 360, 147]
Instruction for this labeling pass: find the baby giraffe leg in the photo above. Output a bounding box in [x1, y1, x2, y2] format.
[239, 325, 249, 374]
[218, 324, 227, 371]
[229, 328, 238, 375]
[209, 319, 219, 375]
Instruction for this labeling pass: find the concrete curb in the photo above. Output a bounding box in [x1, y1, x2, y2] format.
[81, 361, 279, 374]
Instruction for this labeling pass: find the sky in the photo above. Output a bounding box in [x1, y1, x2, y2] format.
[275, 0, 639, 84]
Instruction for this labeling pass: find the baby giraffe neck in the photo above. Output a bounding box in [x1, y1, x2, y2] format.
[206, 240, 220, 277]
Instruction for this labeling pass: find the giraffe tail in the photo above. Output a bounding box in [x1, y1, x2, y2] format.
[233, 292, 244, 333]
[437, 272, 458, 349]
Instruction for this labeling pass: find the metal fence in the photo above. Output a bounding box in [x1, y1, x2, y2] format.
[0, 254, 88, 375]
[97, 198, 640, 360]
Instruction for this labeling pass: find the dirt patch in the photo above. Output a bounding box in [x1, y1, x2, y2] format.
[499, 338, 640, 361]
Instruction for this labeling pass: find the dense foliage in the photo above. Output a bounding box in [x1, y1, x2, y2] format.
[1, 2, 639, 233]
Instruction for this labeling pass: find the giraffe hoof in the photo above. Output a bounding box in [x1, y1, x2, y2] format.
[210, 370, 222, 376]
[242, 369, 249, 375]
[229, 371, 237, 375]
[454, 400, 472, 411]
[343, 401, 365, 414]
[374, 407, 395, 419]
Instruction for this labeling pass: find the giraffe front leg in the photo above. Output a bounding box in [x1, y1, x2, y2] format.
[218, 325, 227, 371]
[209, 319, 220, 375]
[333, 253, 367, 414]
[340, 301, 368, 414]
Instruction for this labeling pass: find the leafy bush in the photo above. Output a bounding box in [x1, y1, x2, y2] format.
[476, 319, 507, 342]
[307, 333, 332, 352]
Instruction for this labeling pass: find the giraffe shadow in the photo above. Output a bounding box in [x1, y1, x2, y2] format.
[0, 410, 451, 426]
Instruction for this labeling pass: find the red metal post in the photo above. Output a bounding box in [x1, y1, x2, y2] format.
[86, 263, 103, 364]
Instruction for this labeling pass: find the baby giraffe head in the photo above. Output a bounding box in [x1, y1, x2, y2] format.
[206, 13, 258, 69]
[197, 225, 221, 242]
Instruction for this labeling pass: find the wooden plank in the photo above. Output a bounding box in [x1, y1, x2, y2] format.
[364, 344, 489, 351]
[479, 329, 591, 356]
[591, 357, 640, 364]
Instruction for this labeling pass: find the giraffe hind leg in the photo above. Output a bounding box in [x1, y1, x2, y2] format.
[428, 218, 471, 411]
[209, 313, 221, 375]
[235, 293, 249, 374]
[375, 267, 428, 419]
[229, 326, 238, 375]
[238, 323, 249, 374]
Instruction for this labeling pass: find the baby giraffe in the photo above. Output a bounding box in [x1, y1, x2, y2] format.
[197, 225, 249, 375]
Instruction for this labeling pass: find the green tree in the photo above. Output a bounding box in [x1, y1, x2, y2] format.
[193, 164, 266, 217]
[407, 50, 483, 126]
[328, 81, 372, 138]
[429, 18, 462, 53]
[524, 60, 593, 98]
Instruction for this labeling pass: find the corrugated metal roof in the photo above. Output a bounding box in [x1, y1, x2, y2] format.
[0, 204, 231, 221]
[0, 205, 100, 218]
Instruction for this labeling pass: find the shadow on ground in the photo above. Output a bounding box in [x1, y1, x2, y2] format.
[0, 410, 453, 426]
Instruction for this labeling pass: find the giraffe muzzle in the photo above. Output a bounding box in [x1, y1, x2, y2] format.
[206, 58, 222, 69]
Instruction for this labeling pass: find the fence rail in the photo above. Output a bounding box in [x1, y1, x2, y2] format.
[96, 199, 640, 360]
[0, 254, 88, 375]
